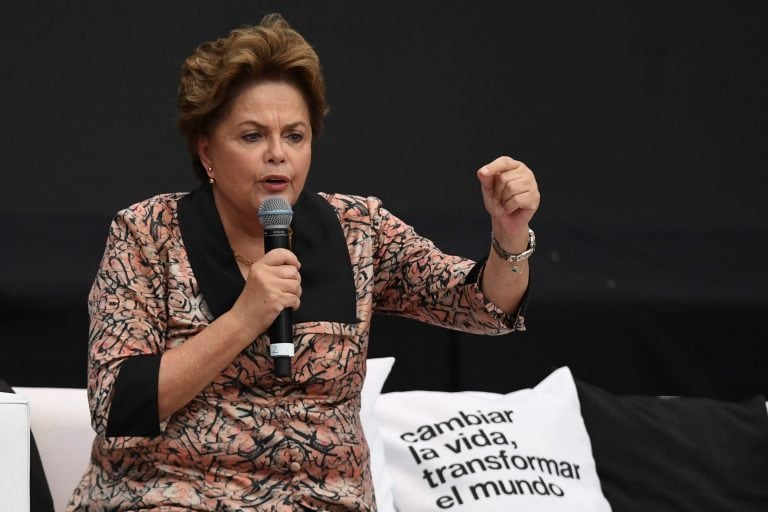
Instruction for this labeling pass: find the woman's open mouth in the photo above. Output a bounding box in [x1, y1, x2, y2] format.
[260, 175, 290, 192]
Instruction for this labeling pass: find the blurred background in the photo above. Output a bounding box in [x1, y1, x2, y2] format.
[2, 1, 766, 397]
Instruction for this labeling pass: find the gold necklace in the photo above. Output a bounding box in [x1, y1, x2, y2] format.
[233, 230, 291, 267]
[233, 250, 255, 267]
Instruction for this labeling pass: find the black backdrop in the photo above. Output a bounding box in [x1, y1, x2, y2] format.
[2, 1, 766, 397]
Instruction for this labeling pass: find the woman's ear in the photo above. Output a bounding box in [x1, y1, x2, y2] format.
[195, 136, 214, 177]
[195, 135, 213, 171]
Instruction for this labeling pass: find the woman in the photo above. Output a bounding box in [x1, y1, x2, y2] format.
[68, 13, 540, 512]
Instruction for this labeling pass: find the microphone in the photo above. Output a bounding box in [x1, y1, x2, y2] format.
[258, 196, 294, 377]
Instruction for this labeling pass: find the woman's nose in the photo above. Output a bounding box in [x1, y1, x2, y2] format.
[265, 135, 286, 163]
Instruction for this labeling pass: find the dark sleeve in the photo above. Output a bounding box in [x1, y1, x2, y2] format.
[105, 355, 162, 437]
[466, 255, 529, 330]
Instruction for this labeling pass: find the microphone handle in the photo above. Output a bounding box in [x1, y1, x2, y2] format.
[264, 226, 293, 377]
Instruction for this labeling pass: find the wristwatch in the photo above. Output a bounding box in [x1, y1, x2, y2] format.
[491, 228, 536, 273]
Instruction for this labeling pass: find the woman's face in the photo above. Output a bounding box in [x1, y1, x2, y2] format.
[197, 80, 312, 222]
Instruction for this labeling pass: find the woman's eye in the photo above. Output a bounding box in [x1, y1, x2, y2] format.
[286, 132, 304, 143]
[242, 132, 262, 142]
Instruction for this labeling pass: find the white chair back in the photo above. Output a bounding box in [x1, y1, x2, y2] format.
[0, 391, 30, 512]
[13, 388, 93, 512]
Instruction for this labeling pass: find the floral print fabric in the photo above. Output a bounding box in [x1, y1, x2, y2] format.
[67, 191, 521, 511]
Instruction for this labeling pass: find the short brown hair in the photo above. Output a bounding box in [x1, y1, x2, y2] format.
[177, 13, 327, 182]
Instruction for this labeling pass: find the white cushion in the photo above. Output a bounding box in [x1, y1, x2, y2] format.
[361, 357, 397, 512]
[13, 387, 93, 512]
[0, 391, 30, 512]
[374, 367, 612, 512]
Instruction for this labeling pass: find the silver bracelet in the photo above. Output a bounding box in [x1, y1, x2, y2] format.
[491, 228, 536, 273]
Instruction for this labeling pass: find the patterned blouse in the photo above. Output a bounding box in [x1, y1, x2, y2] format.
[67, 184, 525, 511]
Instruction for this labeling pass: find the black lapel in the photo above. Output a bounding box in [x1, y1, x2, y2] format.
[177, 184, 242, 319]
[178, 184, 358, 324]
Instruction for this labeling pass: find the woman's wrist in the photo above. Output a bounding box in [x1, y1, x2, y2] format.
[219, 309, 263, 347]
[490, 222, 531, 254]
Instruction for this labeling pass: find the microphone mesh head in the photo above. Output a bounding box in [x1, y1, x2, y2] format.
[258, 196, 293, 228]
